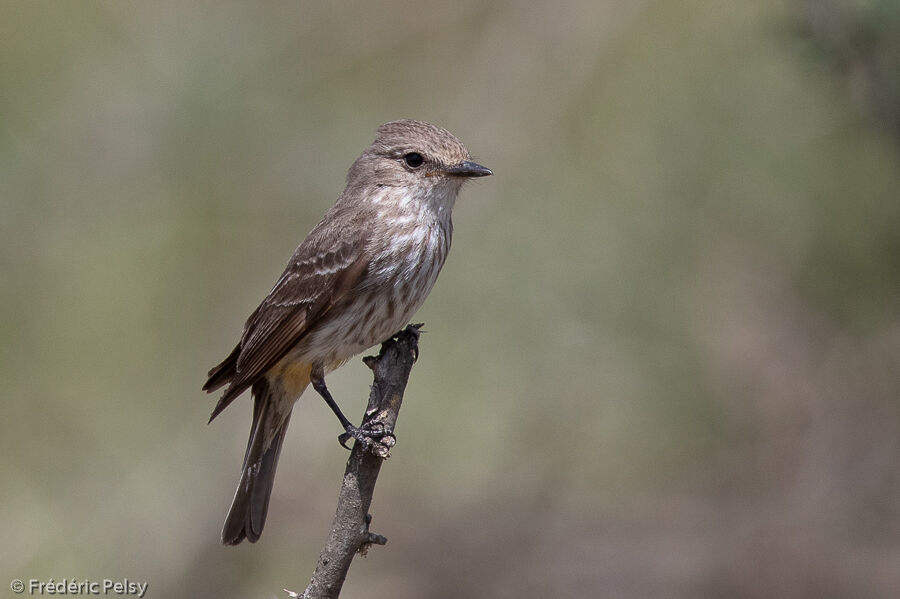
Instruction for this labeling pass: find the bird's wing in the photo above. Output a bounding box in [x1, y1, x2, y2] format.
[237, 235, 368, 383]
[209, 215, 370, 419]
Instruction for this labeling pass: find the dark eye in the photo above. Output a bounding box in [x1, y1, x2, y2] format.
[403, 152, 424, 168]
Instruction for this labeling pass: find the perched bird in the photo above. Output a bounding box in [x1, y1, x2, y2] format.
[203, 120, 491, 545]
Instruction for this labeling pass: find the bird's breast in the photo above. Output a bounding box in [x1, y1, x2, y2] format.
[297, 218, 451, 366]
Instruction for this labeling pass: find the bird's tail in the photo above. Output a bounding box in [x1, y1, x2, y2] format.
[222, 379, 294, 545]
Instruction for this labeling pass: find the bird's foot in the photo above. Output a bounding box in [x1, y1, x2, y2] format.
[338, 422, 395, 456]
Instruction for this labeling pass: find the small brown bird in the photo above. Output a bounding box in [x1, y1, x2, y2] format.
[204, 120, 491, 545]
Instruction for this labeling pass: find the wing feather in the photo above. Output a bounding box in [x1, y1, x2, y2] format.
[234, 236, 368, 388]
[208, 208, 372, 418]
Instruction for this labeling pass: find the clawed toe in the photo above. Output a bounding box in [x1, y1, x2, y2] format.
[338, 423, 393, 450]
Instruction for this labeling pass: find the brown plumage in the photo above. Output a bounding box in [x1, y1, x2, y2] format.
[204, 120, 491, 544]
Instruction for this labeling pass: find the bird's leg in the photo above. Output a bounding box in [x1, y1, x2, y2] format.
[309, 366, 390, 449]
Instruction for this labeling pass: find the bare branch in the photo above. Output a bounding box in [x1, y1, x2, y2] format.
[290, 324, 422, 599]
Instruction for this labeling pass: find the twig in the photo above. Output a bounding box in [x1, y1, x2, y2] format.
[288, 324, 423, 599]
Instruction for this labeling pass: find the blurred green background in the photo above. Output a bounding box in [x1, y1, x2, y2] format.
[3, 1, 899, 597]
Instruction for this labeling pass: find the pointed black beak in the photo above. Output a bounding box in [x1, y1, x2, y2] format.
[446, 160, 493, 178]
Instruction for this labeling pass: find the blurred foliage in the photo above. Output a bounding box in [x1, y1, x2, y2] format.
[797, 0, 900, 139]
[2, 1, 899, 598]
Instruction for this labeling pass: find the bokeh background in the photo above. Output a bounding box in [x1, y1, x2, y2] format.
[3, 1, 899, 597]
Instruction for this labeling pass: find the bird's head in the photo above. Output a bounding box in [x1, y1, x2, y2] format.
[346, 120, 491, 209]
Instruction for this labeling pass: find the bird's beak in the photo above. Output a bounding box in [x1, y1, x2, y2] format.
[445, 160, 493, 178]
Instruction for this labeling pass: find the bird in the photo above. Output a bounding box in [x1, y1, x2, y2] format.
[203, 119, 492, 545]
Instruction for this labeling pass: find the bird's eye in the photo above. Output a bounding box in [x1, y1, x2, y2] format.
[403, 152, 424, 168]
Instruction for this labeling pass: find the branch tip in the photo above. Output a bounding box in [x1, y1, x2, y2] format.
[297, 324, 422, 598]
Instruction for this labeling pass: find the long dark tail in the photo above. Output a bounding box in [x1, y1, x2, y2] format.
[222, 379, 292, 545]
